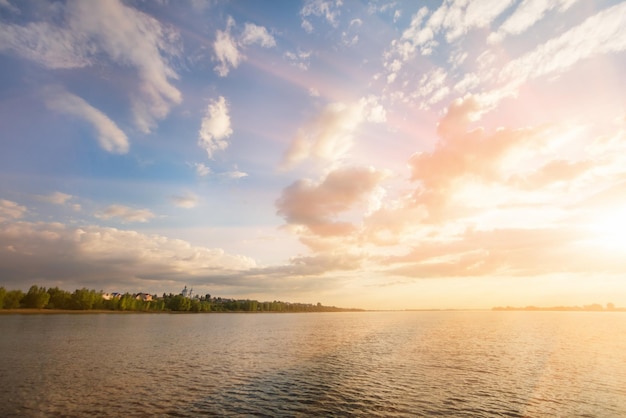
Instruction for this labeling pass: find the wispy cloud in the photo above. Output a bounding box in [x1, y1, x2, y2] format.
[35, 192, 73, 205]
[213, 17, 276, 76]
[488, 0, 579, 44]
[497, 3, 626, 87]
[281, 96, 386, 169]
[170, 192, 199, 209]
[198, 96, 232, 159]
[213, 17, 241, 77]
[0, 199, 27, 222]
[45, 87, 129, 154]
[68, 0, 182, 133]
[223, 169, 248, 179]
[194, 162, 211, 177]
[95, 205, 155, 223]
[241, 23, 276, 47]
[0, 0, 182, 133]
[300, 0, 342, 32]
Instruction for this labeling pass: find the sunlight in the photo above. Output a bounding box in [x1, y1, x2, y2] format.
[587, 206, 626, 251]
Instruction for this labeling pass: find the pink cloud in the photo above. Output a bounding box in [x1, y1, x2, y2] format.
[276, 166, 387, 237]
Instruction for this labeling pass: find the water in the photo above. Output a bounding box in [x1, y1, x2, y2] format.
[1, 311, 625, 417]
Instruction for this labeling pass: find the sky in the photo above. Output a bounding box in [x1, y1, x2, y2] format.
[0, 0, 625, 310]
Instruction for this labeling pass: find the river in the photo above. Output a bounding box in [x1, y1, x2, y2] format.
[1, 311, 625, 417]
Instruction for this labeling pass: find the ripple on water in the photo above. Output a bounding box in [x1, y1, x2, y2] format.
[1, 312, 625, 417]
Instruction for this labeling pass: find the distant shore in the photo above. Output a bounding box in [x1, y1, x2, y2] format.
[0, 308, 360, 315]
[0, 309, 159, 315]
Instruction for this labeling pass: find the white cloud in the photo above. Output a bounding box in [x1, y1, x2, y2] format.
[0, 221, 257, 290]
[36, 192, 73, 205]
[0, 199, 26, 222]
[350, 18, 362, 27]
[301, 19, 314, 33]
[171, 193, 198, 209]
[194, 162, 211, 176]
[300, 0, 342, 30]
[45, 87, 129, 154]
[281, 96, 386, 169]
[67, 0, 182, 133]
[240, 23, 276, 48]
[95, 205, 155, 223]
[223, 169, 248, 179]
[446, 0, 516, 41]
[0, 21, 94, 68]
[284, 49, 312, 70]
[213, 17, 242, 77]
[488, 0, 579, 44]
[198, 96, 233, 159]
[386, 0, 514, 67]
[497, 3, 626, 90]
[0, 0, 182, 134]
[213, 18, 276, 76]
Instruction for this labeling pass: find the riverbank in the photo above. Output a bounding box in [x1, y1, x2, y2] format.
[0, 309, 163, 315]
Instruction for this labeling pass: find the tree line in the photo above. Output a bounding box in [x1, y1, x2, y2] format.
[0, 285, 362, 313]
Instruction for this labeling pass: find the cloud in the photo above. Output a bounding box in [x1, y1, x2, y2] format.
[0, 0, 183, 133]
[384, 2, 626, 113]
[35, 192, 73, 205]
[301, 19, 314, 33]
[223, 169, 248, 179]
[45, 87, 129, 154]
[384, 1, 515, 84]
[67, 0, 182, 133]
[170, 193, 198, 209]
[194, 163, 211, 177]
[284, 49, 312, 70]
[281, 96, 386, 169]
[255, 253, 363, 277]
[0, 21, 94, 68]
[95, 205, 156, 223]
[300, 0, 342, 31]
[488, 0, 579, 44]
[497, 3, 626, 86]
[198, 96, 233, 159]
[0, 199, 27, 222]
[240, 23, 276, 47]
[0, 221, 256, 291]
[213, 18, 275, 77]
[406, 97, 545, 221]
[412, 67, 449, 107]
[0, 0, 19, 13]
[213, 17, 241, 77]
[384, 226, 626, 279]
[276, 166, 388, 237]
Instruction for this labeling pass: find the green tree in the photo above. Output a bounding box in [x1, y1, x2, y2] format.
[47, 287, 72, 309]
[0, 287, 5, 309]
[167, 294, 191, 311]
[22, 285, 50, 309]
[71, 288, 98, 310]
[3, 290, 24, 309]
[119, 294, 137, 311]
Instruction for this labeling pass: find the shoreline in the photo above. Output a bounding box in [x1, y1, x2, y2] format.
[0, 309, 169, 315]
[0, 309, 362, 315]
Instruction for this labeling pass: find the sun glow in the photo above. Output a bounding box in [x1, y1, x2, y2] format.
[587, 206, 626, 251]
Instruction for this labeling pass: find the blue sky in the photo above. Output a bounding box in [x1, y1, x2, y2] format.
[1, 0, 625, 309]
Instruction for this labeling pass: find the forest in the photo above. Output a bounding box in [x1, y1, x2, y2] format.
[0, 285, 362, 313]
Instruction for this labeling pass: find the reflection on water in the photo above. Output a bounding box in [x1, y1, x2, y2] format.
[1, 311, 625, 417]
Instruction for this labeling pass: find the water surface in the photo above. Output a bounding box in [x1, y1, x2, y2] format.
[1, 311, 625, 417]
